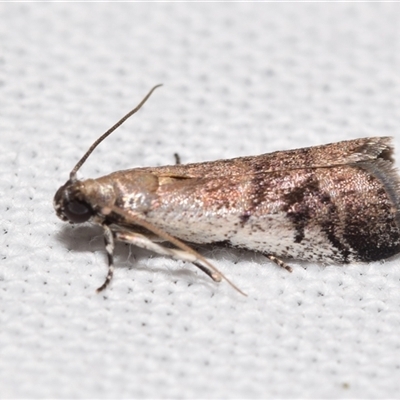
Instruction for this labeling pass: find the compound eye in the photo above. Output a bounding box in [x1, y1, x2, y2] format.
[64, 200, 92, 223]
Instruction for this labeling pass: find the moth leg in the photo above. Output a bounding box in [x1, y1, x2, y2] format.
[264, 254, 293, 273]
[192, 262, 218, 281]
[97, 224, 115, 292]
[115, 229, 221, 282]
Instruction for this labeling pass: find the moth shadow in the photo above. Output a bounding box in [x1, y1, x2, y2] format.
[55, 224, 104, 254]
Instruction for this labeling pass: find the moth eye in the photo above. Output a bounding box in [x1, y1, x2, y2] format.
[64, 200, 92, 223]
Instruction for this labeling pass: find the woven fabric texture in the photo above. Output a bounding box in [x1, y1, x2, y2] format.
[1, 3, 400, 399]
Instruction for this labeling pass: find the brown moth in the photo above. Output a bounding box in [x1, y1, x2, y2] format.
[54, 85, 400, 294]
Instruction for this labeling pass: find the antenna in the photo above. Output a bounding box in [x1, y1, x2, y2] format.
[69, 84, 163, 181]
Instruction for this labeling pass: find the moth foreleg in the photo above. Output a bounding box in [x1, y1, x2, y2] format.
[97, 224, 115, 292]
[114, 229, 222, 282]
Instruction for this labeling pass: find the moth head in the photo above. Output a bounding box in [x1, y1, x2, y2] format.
[54, 85, 162, 224]
[53, 179, 94, 224]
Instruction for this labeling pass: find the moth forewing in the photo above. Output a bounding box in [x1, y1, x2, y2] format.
[137, 144, 400, 264]
[54, 85, 400, 294]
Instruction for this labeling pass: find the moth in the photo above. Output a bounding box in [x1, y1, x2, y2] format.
[54, 85, 400, 294]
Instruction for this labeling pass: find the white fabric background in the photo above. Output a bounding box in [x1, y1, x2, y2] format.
[1, 3, 400, 399]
